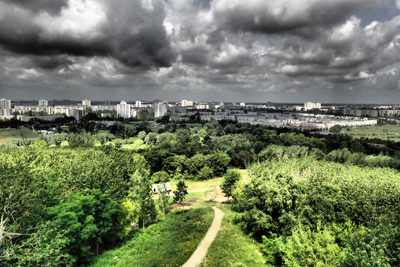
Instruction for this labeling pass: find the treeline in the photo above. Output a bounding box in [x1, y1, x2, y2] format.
[232, 157, 400, 266]
[0, 148, 157, 266]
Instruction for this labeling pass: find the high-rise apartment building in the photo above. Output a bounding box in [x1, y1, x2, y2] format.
[82, 99, 91, 107]
[38, 99, 48, 106]
[117, 101, 132, 118]
[0, 99, 11, 116]
[153, 100, 168, 118]
[304, 102, 321, 110]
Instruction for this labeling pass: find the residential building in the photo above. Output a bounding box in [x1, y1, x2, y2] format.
[38, 99, 48, 106]
[82, 99, 91, 107]
[117, 101, 132, 118]
[153, 100, 168, 118]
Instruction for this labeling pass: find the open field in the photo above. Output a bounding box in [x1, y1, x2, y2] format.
[0, 127, 39, 143]
[169, 169, 248, 191]
[169, 177, 224, 192]
[345, 124, 400, 142]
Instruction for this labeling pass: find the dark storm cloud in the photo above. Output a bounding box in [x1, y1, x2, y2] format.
[1, 0, 69, 15]
[213, 0, 379, 36]
[0, 0, 177, 69]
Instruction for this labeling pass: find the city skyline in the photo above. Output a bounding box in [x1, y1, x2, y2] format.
[0, 0, 400, 103]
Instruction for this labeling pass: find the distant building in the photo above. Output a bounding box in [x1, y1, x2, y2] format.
[82, 99, 91, 107]
[181, 100, 193, 107]
[0, 99, 11, 116]
[304, 102, 321, 110]
[153, 100, 168, 118]
[38, 99, 48, 106]
[136, 101, 142, 108]
[240, 102, 246, 107]
[117, 101, 132, 118]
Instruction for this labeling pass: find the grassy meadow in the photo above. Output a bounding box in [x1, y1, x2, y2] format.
[0, 127, 39, 143]
[345, 124, 400, 142]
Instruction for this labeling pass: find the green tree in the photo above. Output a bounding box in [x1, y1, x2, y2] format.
[173, 180, 188, 204]
[157, 183, 171, 216]
[129, 169, 156, 228]
[138, 131, 147, 140]
[330, 124, 342, 134]
[221, 169, 242, 199]
[144, 132, 157, 145]
[151, 171, 170, 184]
[48, 190, 118, 264]
[197, 166, 214, 181]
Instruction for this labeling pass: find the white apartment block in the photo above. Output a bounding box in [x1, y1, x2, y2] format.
[154, 101, 168, 118]
[181, 100, 194, 107]
[117, 101, 132, 118]
[304, 102, 321, 110]
[82, 99, 91, 107]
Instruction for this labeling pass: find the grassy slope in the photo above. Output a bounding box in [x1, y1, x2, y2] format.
[90, 172, 266, 267]
[199, 203, 267, 267]
[90, 206, 214, 267]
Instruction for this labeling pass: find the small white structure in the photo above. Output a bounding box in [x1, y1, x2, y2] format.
[152, 183, 172, 194]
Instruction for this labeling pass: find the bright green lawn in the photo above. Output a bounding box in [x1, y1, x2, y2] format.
[346, 125, 400, 142]
[0, 127, 39, 143]
[90, 207, 214, 267]
[199, 203, 267, 267]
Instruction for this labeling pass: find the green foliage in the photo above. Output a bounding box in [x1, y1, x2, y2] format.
[48, 190, 118, 264]
[129, 170, 156, 228]
[330, 124, 342, 134]
[34, 140, 48, 147]
[221, 169, 242, 198]
[90, 207, 214, 267]
[269, 223, 345, 267]
[8, 221, 74, 266]
[173, 180, 188, 204]
[197, 166, 214, 181]
[137, 130, 146, 140]
[144, 132, 157, 145]
[115, 200, 137, 242]
[151, 171, 170, 184]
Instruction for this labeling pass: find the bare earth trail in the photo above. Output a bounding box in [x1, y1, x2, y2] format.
[182, 206, 224, 267]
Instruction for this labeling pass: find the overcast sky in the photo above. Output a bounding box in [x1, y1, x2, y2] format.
[0, 0, 400, 103]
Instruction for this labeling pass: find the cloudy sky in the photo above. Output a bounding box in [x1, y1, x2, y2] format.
[0, 0, 400, 103]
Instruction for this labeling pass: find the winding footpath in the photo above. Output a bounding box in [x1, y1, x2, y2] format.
[182, 206, 224, 267]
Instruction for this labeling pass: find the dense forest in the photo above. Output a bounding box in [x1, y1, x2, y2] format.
[1, 117, 400, 266]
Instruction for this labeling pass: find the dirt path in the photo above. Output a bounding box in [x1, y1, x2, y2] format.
[182, 206, 224, 267]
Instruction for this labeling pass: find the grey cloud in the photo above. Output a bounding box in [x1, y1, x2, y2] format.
[214, 0, 379, 36]
[1, 0, 69, 15]
[0, 0, 177, 69]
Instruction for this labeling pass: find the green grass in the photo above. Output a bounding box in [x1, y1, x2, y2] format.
[0, 127, 39, 143]
[187, 189, 267, 267]
[169, 177, 223, 191]
[91, 171, 265, 267]
[198, 204, 267, 267]
[169, 169, 248, 191]
[346, 125, 400, 142]
[90, 207, 214, 267]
